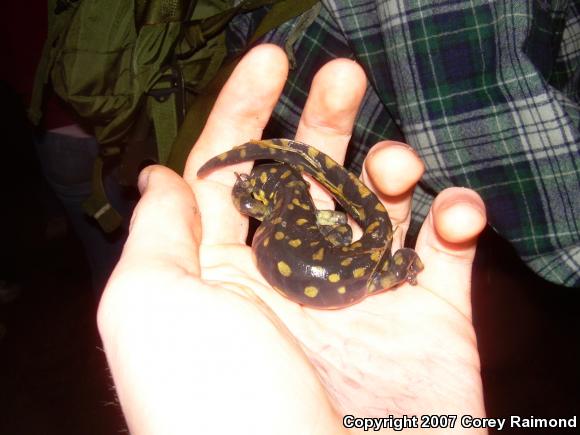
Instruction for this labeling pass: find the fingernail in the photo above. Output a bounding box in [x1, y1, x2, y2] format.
[436, 188, 486, 218]
[376, 140, 419, 155]
[138, 165, 154, 194]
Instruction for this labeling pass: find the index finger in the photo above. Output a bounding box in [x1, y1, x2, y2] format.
[185, 45, 289, 245]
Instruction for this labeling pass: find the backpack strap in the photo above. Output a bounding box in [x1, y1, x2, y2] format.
[82, 149, 124, 233]
[149, 65, 185, 165]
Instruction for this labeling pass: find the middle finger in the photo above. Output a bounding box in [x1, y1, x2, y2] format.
[294, 58, 367, 208]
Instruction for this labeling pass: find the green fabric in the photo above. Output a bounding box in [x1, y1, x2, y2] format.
[30, 0, 320, 232]
[29, 0, 78, 124]
[138, 0, 189, 24]
[167, 0, 321, 174]
[34, 0, 291, 149]
[49, 2, 182, 145]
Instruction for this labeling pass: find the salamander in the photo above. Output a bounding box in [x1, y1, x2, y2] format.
[197, 138, 423, 309]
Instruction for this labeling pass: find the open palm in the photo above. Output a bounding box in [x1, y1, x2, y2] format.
[98, 45, 487, 434]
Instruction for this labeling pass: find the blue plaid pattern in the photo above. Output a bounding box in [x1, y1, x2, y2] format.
[229, 0, 580, 287]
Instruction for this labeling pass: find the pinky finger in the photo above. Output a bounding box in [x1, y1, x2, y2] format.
[415, 188, 487, 319]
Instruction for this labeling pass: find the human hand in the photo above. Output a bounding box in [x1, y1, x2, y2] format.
[98, 45, 488, 434]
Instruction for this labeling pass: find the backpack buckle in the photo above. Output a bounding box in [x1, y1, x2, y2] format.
[147, 65, 186, 123]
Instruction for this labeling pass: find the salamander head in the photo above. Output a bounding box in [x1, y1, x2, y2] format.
[369, 248, 424, 292]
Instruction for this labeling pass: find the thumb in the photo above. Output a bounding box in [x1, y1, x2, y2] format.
[415, 187, 487, 319]
[119, 165, 202, 277]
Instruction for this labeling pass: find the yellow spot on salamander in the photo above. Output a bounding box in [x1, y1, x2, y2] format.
[324, 155, 336, 168]
[217, 153, 227, 160]
[269, 167, 278, 173]
[304, 286, 319, 298]
[370, 250, 382, 262]
[312, 247, 325, 261]
[288, 239, 302, 248]
[287, 204, 295, 210]
[292, 198, 311, 211]
[351, 241, 363, 249]
[357, 207, 366, 221]
[240, 148, 247, 158]
[281, 170, 292, 179]
[366, 221, 381, 233]
[358, 183, 371, 198]
[271, 217, 282, 225]
[353, 267, 366, 278]
[275, 231, 285, 240]
[263, 237, 270, 247]
[260, 172, 268, 184]
[341, 258, 352, 266]
[328, 273, 341, 283]
[310, 241, 320, 247]
[277, 261, 292, 277]
[337, 286, 346, 294]
[307, 147, 319, 158]
[253, 189, 268, 205]
[375, 202, 386, 212]
[394, 252, 404, 266]
[296, 218, 308, 225]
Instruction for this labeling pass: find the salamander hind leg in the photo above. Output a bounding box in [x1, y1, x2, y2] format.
[315, 210, 353, 245]
[368, 248, 424, 292]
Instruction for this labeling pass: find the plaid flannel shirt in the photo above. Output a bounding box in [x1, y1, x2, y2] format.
[229, 0, 580, 287]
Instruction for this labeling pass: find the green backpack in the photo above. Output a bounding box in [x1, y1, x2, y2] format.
[30, 0, 320, 232]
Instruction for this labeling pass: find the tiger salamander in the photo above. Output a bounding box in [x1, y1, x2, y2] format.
[197, 138, 423, 309]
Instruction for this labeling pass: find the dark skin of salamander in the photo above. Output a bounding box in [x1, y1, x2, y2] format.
[197, 139, 423, 309]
